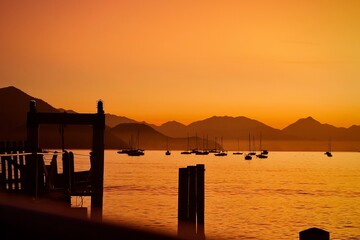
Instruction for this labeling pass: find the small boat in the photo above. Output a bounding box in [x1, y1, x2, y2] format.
[261, 150, 269, 155]
[324, 137, 333, 157]
[256, 153, 268, 158]
[324, 151, 332, 157]
[214, 150, 227, 156]
[195, 150, 209, 155]
[244, 133, 252, 160]
[214, 137, 227, 156]
[259, 133, 269, 155]
[181, 151, 191, 155]
[165, 137, 171, 155]
[127, 149, 145, 156]
[244, 154, 252, 160]
[233, 152, 243, 155]
[233, 137, 243, 155]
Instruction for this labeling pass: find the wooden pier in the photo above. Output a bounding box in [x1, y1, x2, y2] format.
[0, 99, 105, 221]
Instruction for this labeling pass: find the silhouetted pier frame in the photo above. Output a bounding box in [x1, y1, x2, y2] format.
[0, 99, 105, 221]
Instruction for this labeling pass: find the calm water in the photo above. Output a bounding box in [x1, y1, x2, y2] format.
[68, 150, 360, 239]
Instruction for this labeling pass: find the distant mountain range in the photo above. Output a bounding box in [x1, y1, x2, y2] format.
[0, 86, 359, 151]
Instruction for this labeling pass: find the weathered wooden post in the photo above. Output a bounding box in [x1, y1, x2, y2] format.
[299, 227, 329, 240]
[90, 100, 105, 222]
[6, 142, 13, 191]
[178, 167, 189, 239]
[196, 164, 205, 240]
[12, 141, 19, 191]
[178, 168, 188, 220]
[62, 151, 71, 203]
[0, 142, 5, 191]
[178, 164, 205, 239]
[26, 100, 39, 197]
[188, 165, 197, 237]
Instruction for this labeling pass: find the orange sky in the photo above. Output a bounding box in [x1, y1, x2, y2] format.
[1, 0, 359, 129]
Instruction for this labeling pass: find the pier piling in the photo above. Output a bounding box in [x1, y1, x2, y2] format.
[177, 164, 205, 239]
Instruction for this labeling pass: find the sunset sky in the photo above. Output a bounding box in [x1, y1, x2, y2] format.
[1, 0, 359, 129]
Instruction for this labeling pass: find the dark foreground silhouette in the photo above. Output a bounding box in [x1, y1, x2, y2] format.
[0, 193, 179, 240]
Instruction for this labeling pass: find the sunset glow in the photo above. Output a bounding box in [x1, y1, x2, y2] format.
[1, 0, 359, 128]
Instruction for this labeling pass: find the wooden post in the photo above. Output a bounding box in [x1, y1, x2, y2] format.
[69, 151, 75, 189]
[18, 141, 25, 192]
[196, 164, 205, 239]
[188, 166, 196, 224]
[62, 151, 71, 203]
[178, 167, 188, 221]
[299, 227, 329, 240]
[90, 100, 105, 222]
[6, 142, 13, 191]
[12, 141, 19, 191]
[27, 100, 39, 197]
[0, 142, 5, 191]
[178, 167, 189, 239]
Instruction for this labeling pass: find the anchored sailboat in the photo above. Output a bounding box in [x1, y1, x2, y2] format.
[324, 137, 332, 157]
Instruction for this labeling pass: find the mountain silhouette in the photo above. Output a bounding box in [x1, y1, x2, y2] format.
[105, 114, 138, 128]
[152, 121, 188, 138]
[1, 86, 359, 151]
[0, 86, 127, 149]
[282, 116, 358, 141]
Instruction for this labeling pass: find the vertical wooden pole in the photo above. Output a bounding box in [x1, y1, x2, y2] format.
[18, 141, 25, 192]
[178, 167, 188, 220]
[188, 166, 196, 223]
[6, 142, 13, 191]
[62, 151, 71, 203]
[196, 164, 205, 239]
[5, 142, 12, 191]
[0, 142, 5, 191]
[90, 100, 105, 222]
[26, 100, 39, 197]
[188, 165, 197, 238]
[177, 167, 189, 239]
[69, 151, 75, 190]
[12, 141, 19, 191]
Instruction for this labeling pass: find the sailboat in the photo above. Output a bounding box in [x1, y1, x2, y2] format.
[324, 138, 332, 157]
[196, 135, 209, 155]
[233, 137, 243, 155]
[118, 133, 144, 156]
[181, 135, 191, 154]
[256, 132, 268, 158]
[214, 136, 227, 156]
[165, 137, 171, 155]
[244, 133, 252, 160]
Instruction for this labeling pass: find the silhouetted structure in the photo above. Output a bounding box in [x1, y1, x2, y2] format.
[178, 164, 205, 240]
[299, 227, 330, 240]
[0, 99, 105, 221]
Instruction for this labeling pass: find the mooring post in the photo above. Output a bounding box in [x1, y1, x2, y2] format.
[178, 167, 188, 221]
[196, 164, 205, 239]
[90, 100, 105, 222]
[178, 164, 205, 239]
[299, 227, 329, 240]
[178, 167, 189, 239]
[188, 166, 197, 224]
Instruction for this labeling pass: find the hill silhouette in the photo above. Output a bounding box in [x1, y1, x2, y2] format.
[1, 86, 359, 151]
[0, 86, 127, 149]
